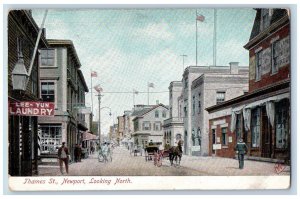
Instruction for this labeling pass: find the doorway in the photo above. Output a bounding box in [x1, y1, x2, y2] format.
[261, 107, 272, 158]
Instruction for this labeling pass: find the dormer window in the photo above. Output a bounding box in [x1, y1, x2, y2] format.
[261, 9, 271, 31]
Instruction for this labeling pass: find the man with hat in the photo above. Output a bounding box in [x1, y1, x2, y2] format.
[235, 138, 248, 169]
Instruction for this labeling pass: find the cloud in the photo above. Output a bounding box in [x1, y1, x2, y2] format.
[133, 21, 175, 41]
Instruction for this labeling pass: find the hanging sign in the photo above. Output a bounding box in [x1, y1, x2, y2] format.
[9, 101, 55, 116]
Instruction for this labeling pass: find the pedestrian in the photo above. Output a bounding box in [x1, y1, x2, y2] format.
[58, 142, 69, 174]
[74, 144, 79, 162]
[78, 144, 82, 162]
[164, 141, 171, 150]
[149, 140, 154, 146]
[234, 138, 248, 169]
[102, 142, 109, 162]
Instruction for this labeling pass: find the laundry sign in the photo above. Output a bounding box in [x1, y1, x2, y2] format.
[9, 101, 55, 116]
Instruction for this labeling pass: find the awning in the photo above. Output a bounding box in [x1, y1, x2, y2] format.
[82, 132, 97, 141]
[244, 93, 289, 109]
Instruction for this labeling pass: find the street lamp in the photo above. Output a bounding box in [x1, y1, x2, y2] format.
[11, 52, 29, 91]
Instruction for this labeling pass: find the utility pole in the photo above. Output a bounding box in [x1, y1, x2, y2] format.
[97, 93, 103, 144]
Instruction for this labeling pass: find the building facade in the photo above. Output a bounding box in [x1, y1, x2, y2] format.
[8, 10, 48, 176]
[181, 65, 248, 156]
[38, 39, 88, 161]
[163, 81, 184, 150]
[207, 9, 290, 162]
[132, 104, 169, 148]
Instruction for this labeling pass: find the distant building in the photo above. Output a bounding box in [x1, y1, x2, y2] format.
[180, 64, 249, 156]
[132, 104, 169, 148]
[38, 39, 89, 161]
[207, 9, 290, 162]
[163, 81, 184, 150]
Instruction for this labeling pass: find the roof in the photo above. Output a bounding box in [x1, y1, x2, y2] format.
[132, 104, 169, 120]
[245, 9, 289, 49]
[47, 39, 81, 67]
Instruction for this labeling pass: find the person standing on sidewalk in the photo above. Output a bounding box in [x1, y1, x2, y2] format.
[58, 142, 69, 174]
[235, 138, 248, 169]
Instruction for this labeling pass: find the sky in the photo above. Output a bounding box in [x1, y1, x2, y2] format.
[32, 8, 256, 135]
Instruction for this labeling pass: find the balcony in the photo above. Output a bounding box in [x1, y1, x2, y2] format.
[163, 117, 183, 127]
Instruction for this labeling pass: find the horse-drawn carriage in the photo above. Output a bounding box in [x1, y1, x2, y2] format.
[144, 142, 183, 167]
[144, 145, 172, 167]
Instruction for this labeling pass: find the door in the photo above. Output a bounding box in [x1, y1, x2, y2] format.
[261, 107, 272, 158]
[212, 129, 216, 155]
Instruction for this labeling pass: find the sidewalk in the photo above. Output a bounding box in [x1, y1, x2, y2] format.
[179, 154, 290, 176]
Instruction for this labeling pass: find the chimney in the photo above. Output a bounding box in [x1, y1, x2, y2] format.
[229, 62, 239, 74]
[156, 100, 159, 105]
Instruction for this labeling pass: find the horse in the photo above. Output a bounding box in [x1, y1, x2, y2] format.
[169, 140, 183, 167]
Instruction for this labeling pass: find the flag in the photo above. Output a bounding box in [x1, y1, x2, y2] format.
[133, 89, 139, 95]
[196, 14, 205, 22]
[91, 71, 97, 77]
[148, 83, 154, 88]
[93, 84, 103, 93]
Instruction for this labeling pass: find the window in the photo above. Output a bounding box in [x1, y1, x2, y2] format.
[261, 9, 270, 30]
[41, 49, 55, 66]
[236, 114, 243, 140]
[275, 100, 289, 149]
[184, 106, 187, 117]
[169, 91, 172, 99]
[155, 110, 159, 118]
[39, 124, 62, 154]
[162, 111, 167, 118]
[256, 50, 262, 81]
[221, 127, 227, 145]
[143, 122, 151, 131]
[192, 96, 195, 116]
[41, 82, 55, 102]
[197, 128, 202, 146]
[170, 107, 172, 118]
[251, 107, 261, 148]
[154, 122, 161, 131]
[134, 121, 139, 131]
[216, 92, 225, 105]
[272, 40, 280, 74]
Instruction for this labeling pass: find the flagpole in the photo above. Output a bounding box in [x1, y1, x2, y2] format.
[91, 70, 94, 116]
[196, 9, 198, 66]
[213, 8, 217, 66]
[133, 89, 135, 108]
[147, 82, 149, 105]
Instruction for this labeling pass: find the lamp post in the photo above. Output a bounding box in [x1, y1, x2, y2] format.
[98, 105, 112, 144]
[11, 52, 29, 91]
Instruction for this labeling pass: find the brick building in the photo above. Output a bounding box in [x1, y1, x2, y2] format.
[8, 10, 48, 176]
[206, 9, 290, 162]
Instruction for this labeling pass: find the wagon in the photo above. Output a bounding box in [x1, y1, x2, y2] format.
[144, 145, 159, 161]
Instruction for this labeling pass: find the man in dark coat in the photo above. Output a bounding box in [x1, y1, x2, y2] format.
[235, 138, 248, 169]
[58, 142, 69, 174]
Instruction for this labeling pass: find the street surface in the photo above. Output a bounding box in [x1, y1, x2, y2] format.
[38, 146, 290, 176]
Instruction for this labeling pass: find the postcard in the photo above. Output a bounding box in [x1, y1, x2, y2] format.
[6, 7, 291, 191]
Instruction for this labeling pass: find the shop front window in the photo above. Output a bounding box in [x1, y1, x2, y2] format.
[40, 124, 62, 154]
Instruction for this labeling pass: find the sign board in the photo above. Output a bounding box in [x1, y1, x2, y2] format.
[228, 136, 233, 143]
[191, 145, 200, 151]
[213, 144, 221, 150]
[9, 101, 55, 116]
